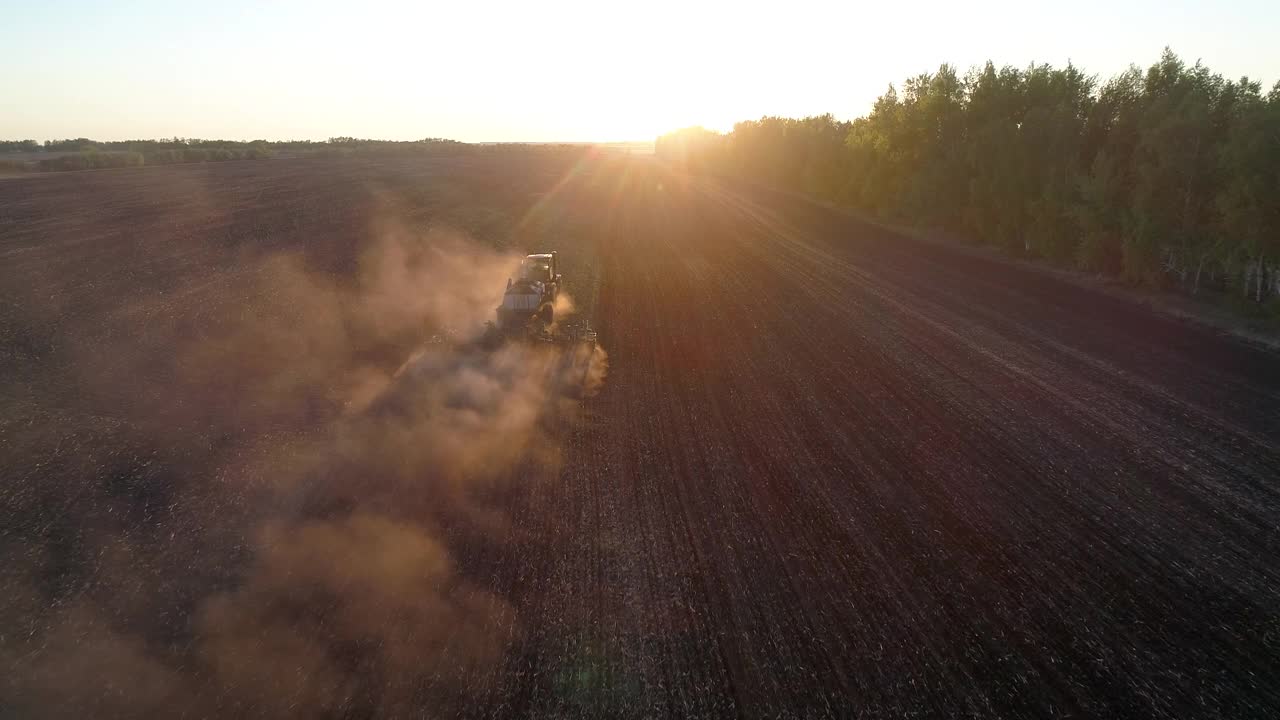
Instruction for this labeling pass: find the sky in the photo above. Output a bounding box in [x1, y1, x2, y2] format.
[2, 0, 1278, 143]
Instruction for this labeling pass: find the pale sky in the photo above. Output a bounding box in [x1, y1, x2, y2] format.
[2, 0, 1277, 143]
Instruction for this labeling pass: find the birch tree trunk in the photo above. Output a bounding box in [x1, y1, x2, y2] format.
[1257, 254, 1265, 304]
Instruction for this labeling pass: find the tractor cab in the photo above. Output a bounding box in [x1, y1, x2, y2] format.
[520, 253, 558, 284]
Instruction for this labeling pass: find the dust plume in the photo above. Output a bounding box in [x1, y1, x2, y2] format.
[197, 514, 516, 718]
[0, 225, 607, 718]
[552, 290, 576, 319]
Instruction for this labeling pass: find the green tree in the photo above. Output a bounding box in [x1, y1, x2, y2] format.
[1217, 81, 1280, 300]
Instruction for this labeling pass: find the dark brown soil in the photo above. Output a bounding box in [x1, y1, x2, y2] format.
[2, 155, 1278, 719]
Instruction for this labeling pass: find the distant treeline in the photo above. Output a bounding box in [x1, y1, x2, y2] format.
[0, 137, 471, 173]
[657, 50, 1280, 308]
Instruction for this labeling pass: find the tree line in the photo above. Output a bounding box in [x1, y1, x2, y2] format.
[656, 50, 1280, 307]
[0, 137, 472, 173]
[0, 138, 275, 173]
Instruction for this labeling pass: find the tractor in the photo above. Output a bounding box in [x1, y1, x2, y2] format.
[497, 252, 560, 334]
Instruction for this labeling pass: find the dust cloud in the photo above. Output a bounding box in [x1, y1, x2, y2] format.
[0, 226, 607, 718]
